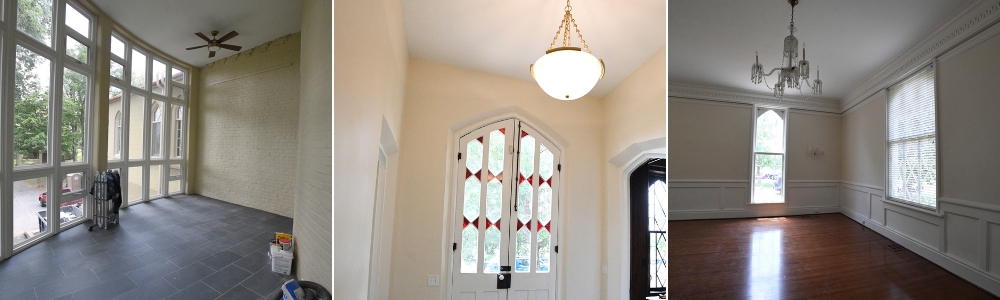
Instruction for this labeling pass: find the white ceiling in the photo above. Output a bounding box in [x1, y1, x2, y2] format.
[402, 0, 666, 98]
[90, 0, 302, 67]
[669, 0, 973, 102]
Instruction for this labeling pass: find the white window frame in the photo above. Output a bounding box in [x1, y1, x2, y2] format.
[884, 62, 939, 210]
[749, 105, 788, 204]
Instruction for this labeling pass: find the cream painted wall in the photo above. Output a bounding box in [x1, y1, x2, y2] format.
[600, 48, 665, 300]
[667, 99, 752, 180]
[938, 32, 1000, 205]
[294, 0, 332, 290]
[389, 58, 604, 300]
[786, 111, 841, 181]
[840, 92, 885, 187]
[334, 0, 409, 298]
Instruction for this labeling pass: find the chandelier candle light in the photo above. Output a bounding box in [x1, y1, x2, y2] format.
[531, 0, 605, 100]
[751, 0, 823, 100]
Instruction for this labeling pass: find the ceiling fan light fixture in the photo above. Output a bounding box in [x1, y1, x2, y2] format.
[208, 45, 220, 52]
[531, 0, 604, 100]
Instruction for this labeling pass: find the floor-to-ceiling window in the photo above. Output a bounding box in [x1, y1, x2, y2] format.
[105, 30, 187, 207]
[4, 0, 94, 254]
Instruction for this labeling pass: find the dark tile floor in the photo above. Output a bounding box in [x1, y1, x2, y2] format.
[0, 194, 295, 300]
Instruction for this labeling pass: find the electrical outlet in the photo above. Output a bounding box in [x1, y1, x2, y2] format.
[428, 275, 440, 286]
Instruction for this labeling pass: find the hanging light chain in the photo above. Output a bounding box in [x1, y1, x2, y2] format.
[546, 0, 592, 53]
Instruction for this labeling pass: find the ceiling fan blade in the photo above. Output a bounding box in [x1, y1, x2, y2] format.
[217, 31, 239, 43]
[186, 45, 207, 50]
[195, 32, 212, 42]
[219, 44, 242, 51]
[209, 51, 216, 58]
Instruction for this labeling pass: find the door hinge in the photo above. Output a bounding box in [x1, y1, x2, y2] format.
[458, 153, 462, 160]
[453, 242, 457, 251]
[555, 245, 559, 253]
[557, 164, 561, 172]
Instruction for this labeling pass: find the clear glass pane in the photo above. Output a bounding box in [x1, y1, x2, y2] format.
[171, 86, 185, 100]
[110, 35, 124, 58]
[171, 67, 184, 84]
[108, 86, 122, 161]
[152, 60, 166, 95]
[150, 101, 163, 158]
[461, 226, 478, 273]
[466, 138, 483, 174]
[169, 164, 182, 177]
[168, 180, 181, 194]
[63, 3, 89, 38]
[755, 109, 785, 153]
[110, 60, 123, 80]
[60, 173, 85, 226]
[487, 130, 505, 176]
[131, 49, 145, 88]
[66, 36, 87, 63]
[486, 181, 502, 222]
[537, 229, 550, 273]
[648, 181, 667, 232]
[128, 93, 144, 160]
[515, 227, 530, 273]
[648, 180, 667, 289]
[149, 164, 161, 197]
[519, 134, 535, 177]
[517, 182, 531, 222]
[752, 154, 784, 203]
[538, 185, 551, 225]
[14, 45, 51, 167]
[539, 145, 553, 180]
[17, 0, 53, 47]
[62, 68, 86, 163]
[14, 177, 48, 247]
[463, 178, 480, 221]
[888, 138, 937, 207]
[484, 226, 500, 273]
[169, 164, 182, 194]
[649, 231, 667, 289]
[127, 166, 142, 203]
[170, 105, 183, 158]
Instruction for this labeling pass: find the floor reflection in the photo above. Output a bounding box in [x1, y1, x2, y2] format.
[749, 229, 782, 300]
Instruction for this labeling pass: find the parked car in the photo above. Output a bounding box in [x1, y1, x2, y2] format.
[38, 187, 75, 207]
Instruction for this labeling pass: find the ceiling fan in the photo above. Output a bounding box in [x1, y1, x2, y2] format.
[186, 30, 242, 58]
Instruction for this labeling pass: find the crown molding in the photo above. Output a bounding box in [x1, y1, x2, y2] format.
[840, 0, 1000, 112]
[668, 82, 841, 113]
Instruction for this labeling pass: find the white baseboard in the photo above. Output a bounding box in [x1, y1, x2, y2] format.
[669, 206, 840, 220]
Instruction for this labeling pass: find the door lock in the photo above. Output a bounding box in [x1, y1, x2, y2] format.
[497, 265, 511, 289]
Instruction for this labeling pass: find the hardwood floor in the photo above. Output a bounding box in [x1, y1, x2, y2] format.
[669, 214, 998, 299]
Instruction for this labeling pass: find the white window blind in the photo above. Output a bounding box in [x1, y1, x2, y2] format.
[887, 65, 936, 208]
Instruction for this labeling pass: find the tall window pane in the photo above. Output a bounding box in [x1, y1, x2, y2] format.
[170, 105, 183, 158]
[17, 0, 53, 47]
[127, 166, 142, 203]
[110, 35, 124, 58]
[887, 66, 937, 207]
[14, 45, 51, 167]
[150, 101, 162, 158]
[108, 86, 122, 160]
[149, 164, 161, 197]
[131, 49, 145, 88]
[13, 177, 48, 247]
[751, 108, 785, 204]
[152, 60, 166, 95]
[171, 67, 185, 84]
[61, 68, 86, 163]
[60, 172, 86, 227]
[65, 36, 87, 63]
[128, 93, 144, 160]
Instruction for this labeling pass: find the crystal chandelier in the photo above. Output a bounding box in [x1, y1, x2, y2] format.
[531, 0, 605, 100]
[751, 0, 823, 100]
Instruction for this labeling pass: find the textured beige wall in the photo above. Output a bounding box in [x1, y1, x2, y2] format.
[668, 99, 752, 180]
[938, 32, 1000, 205]
[841, 92, 886, 187]
[194, 33, 301, 217]
[294, 0, 332, 291]
[334, 0, 409, 298]
[601, 48, 665, 300]
[390, 58, 604, 300]
[786, 112, 841, 180]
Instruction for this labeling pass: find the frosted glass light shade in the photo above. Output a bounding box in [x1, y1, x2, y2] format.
[208, 45, 220, 51]
[531, 47, 604, 100]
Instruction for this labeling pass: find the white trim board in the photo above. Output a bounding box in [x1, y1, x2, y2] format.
[668, 82, 841, 113]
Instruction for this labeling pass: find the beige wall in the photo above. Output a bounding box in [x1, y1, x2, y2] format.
[601, 48, 665, 300]
[193, 33, 301, 217]
[334, 0, 409, 298]
[390, 58, 604, 299]
[841, 92, 885, 187]
[786, 111, 841, 181]
[294, 0, 333, 291]
[668, 99, 752, 180]
[938, 32, 1000, 205]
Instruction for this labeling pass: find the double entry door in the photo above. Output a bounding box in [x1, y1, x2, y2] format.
[451, 119, 561, 300]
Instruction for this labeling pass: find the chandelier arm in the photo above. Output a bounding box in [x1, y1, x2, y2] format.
[762, 67, 783, 77]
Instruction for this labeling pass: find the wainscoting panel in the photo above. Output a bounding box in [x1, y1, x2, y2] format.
[668, 180, 839, 220]
[838, 182, 1000, 297]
